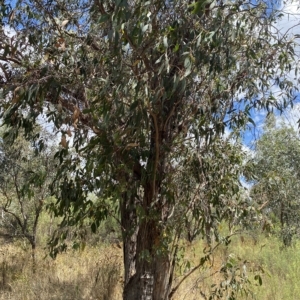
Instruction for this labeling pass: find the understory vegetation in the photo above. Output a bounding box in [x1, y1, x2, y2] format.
[1, 227, 300, 300]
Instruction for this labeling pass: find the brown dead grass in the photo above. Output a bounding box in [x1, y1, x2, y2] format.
[0, 240, 219, 300]
[0, 242, 123, 300]
[0, 237, 260, 300]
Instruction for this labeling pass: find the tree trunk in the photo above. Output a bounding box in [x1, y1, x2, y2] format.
[122, 114, 173, 299]
[122, 183, 173, 300]
[123, 218, 172, 300]
[30, 238, 36, 273]
[121, 192, 138, 287]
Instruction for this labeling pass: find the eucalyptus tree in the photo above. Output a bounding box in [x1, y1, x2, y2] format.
[0, 0, 299, 298]
[0, 128, 57, 270]
[246, 115, 300, 246]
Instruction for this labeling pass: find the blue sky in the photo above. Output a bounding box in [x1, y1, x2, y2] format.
[241, 0, 300, 149]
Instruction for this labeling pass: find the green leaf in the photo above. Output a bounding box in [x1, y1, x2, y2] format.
[98, 14, 110, 23]
[173, 43, 179, 52]
[254, 274, 262, 286]
[189, 0, 210, 15]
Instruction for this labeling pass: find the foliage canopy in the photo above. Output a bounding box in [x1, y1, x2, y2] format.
[247, 115, 300, 246]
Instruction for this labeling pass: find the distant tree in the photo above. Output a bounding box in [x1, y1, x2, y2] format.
[0, 128, 56, 270]
[245, 115, 300, 246]
[0, 0, 299, 298]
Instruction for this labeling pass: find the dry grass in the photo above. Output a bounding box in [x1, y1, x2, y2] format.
[0, 241, 123, 300]
[0, 239, 229, 300]
[1, 234, 298, 300]
[0, 238, 251, 300]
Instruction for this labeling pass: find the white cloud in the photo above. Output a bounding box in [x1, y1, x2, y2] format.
[242, 144, 254, 157]
[277, 102, 300, 129]
[271, 1, 300, 88]
[277, 1, 300, 34]
[245, 1, 300, 143]
[2, 25, 16, 38]
[240, 179, 252, 191]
